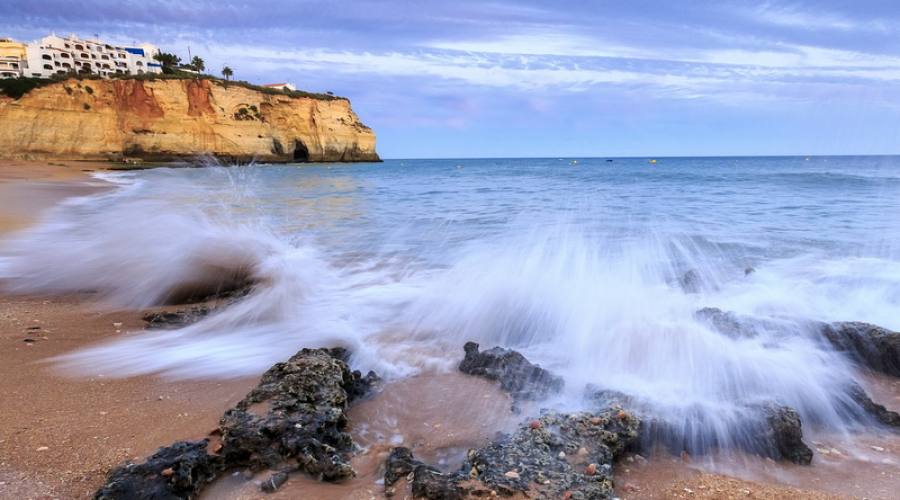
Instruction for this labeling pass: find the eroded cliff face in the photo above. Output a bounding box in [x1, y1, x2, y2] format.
[0, 79, 379, 162]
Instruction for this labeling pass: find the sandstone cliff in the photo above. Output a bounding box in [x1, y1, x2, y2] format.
[0, 78, 379, 162]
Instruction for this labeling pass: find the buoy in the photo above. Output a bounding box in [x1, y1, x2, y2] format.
[649, 159, 657, 164]
[570, 160, 578, 165]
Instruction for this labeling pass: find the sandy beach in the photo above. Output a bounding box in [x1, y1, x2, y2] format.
[1, 160, 899, 499]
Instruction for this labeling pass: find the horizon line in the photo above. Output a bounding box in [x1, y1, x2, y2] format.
[380, 153, 900, 161]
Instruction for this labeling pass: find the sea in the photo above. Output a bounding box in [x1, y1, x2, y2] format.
[2, 155, 900, 454]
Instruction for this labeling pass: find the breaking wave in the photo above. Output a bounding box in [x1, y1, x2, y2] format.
[1, 160, 899, 458]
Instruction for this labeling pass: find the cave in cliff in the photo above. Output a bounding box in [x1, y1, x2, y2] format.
[293, 140, 309, 162]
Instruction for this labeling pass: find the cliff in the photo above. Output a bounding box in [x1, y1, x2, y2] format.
[0, 78, 379, 162]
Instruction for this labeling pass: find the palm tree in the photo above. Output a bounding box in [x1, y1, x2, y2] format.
[190, 56, 205, 73]
[222, 66, 233, 81]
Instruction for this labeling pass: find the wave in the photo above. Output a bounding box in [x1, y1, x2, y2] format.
[1, 164, 898, 457]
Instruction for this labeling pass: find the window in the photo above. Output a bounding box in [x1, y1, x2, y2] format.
[43, 64, 52, 70]
[80, 53, 89, 58]
[42, 54, 52, 60]
[60, 53, 69, 58]
[136, 61, 143, 66]
[75, 44, 83, 50]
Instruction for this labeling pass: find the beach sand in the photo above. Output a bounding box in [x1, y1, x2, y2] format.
[1, 160, 898, 499]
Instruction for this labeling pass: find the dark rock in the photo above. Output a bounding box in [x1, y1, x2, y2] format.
[587, 387, 813, 465]
[163, 272, 255, 305]
[384, 447, 462, 499]
[847, 383, 900, 427]
[384, 407, 641, 499]
[679, 270, 702, 293]
[95, 348, 377, 498]
[819, 322, 900, 377]
[218, 348, 368, 481]
[694, 308, 757, 339]
[260, 471, 289, 493]
[458, 342, 564, 401]
[744, 267, 755, 276]
[94, 440, 223, 500]
[142, 306, 211, 329]
[756, 404, 813, 465]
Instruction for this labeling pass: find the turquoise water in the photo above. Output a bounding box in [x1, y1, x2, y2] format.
[2, 156, 900, 452]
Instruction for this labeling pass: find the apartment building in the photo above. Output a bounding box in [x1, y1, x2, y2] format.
[0, 38, 27, 78]
[0, 34, 163, 79]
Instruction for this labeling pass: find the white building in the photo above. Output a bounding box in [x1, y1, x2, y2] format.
[262, 82, 297, 92]
[21, 34, 162, 79]
[0, 38, 27, 78]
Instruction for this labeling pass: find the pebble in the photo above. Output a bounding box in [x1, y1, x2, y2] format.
[558, 451, 566, 459]
[585, 463, 597, 476]
[589, 417, 602, 425]
[36, 446, 49, 451]
[871, 445, 885, 452]
[683, 487, 694, 494]
[112, 322, 122, 327]
[529, 420, 542, 430]
[504, 470, 520, 480]
[577, 447, 588, 456]
[622, 482, 640, 492]
[160, 468, 174, 477]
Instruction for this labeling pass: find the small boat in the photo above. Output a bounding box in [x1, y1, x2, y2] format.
[649, 159, 657, 164]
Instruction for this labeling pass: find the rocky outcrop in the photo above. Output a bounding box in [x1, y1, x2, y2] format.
[756, 404, 813, 464]
[847, 383, 900, 427]
[94, 348, 378, 499]
[459, 342, 564, 401]
[820, 322, 900, 377]
[0, 78, 379, 162]
[384, 407, 641, 499]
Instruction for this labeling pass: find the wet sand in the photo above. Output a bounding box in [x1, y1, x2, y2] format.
[0, 160, 113, 233]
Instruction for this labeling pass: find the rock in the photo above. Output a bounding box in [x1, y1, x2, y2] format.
[260, 471, 288, 493]
[383, 447, 463, 499]
[846, 383, 900, 427]
[218, 348, 372, 480]
[142, 306, 211, 329]
[755, 404, 813, 465]
[458, 342, 564, 401]
[94, 440, 223, 500]
[694, 308, 759, 339]
[819, 322, 900, 377]
[95, 348, 378, 498]
[384, 407, 641, 499]
[678, 270, 703, 293]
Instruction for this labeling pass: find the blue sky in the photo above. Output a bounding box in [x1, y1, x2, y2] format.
[4, 1, 900, 158]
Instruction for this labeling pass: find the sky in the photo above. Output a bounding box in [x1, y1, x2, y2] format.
[3, 1, 900, 158]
